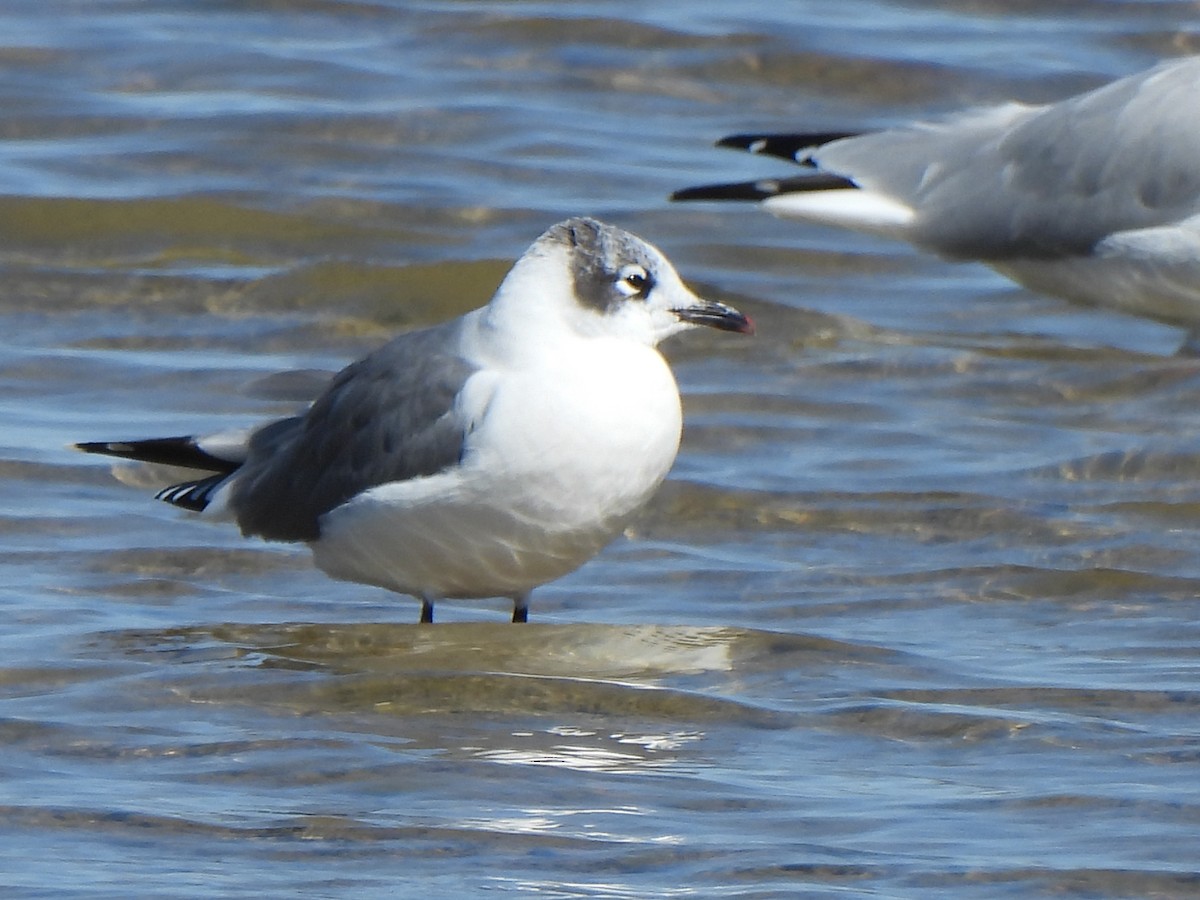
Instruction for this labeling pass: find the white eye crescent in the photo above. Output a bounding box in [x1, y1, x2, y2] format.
[616, 264, 652, 297]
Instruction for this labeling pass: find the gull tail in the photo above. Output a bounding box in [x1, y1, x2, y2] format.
[75, 436, 242, 513]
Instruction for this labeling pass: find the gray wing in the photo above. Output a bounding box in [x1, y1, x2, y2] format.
[817, 58, 1200, 260]
[231, 318, 478, 542]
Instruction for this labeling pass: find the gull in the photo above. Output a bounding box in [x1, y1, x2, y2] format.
[77, 218, 752, 623]
[673, 56, 1200, 342]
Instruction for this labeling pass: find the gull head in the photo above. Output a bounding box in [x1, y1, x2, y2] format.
[495, 217, 754, 346]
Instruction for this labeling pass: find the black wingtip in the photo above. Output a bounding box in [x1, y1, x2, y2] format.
[73, 436, 239, 474]
[716, 131, 861, 164]
[671, 173, 859, 204]
[155, 473, 228, 512]
[75, 440, 114, 455]
[671, 180, 782, 202]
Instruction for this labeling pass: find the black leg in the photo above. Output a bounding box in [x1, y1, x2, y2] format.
[420, 598, 434, 624]
[511, 595, 529, 623]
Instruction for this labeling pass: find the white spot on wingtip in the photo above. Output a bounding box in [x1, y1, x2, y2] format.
[749, 139, 768, 154]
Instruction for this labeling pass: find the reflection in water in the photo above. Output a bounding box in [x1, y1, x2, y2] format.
[106, 620, 886, 680]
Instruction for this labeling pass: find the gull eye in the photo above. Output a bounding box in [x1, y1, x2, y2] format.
[616, 264, 652, 298]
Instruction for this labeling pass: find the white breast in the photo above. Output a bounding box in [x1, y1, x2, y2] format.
[310, 338, 683, 600]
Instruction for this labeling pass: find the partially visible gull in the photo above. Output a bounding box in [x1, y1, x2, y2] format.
[673, 56, 1200, 340]
[77, 217, 753, 623]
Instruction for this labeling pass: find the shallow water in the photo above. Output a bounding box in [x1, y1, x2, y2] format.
[5, 1, 1200, 897]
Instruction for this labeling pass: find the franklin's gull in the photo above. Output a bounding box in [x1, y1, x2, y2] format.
[77, 218, 753, 623]
[673, 57, 1200, 339]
